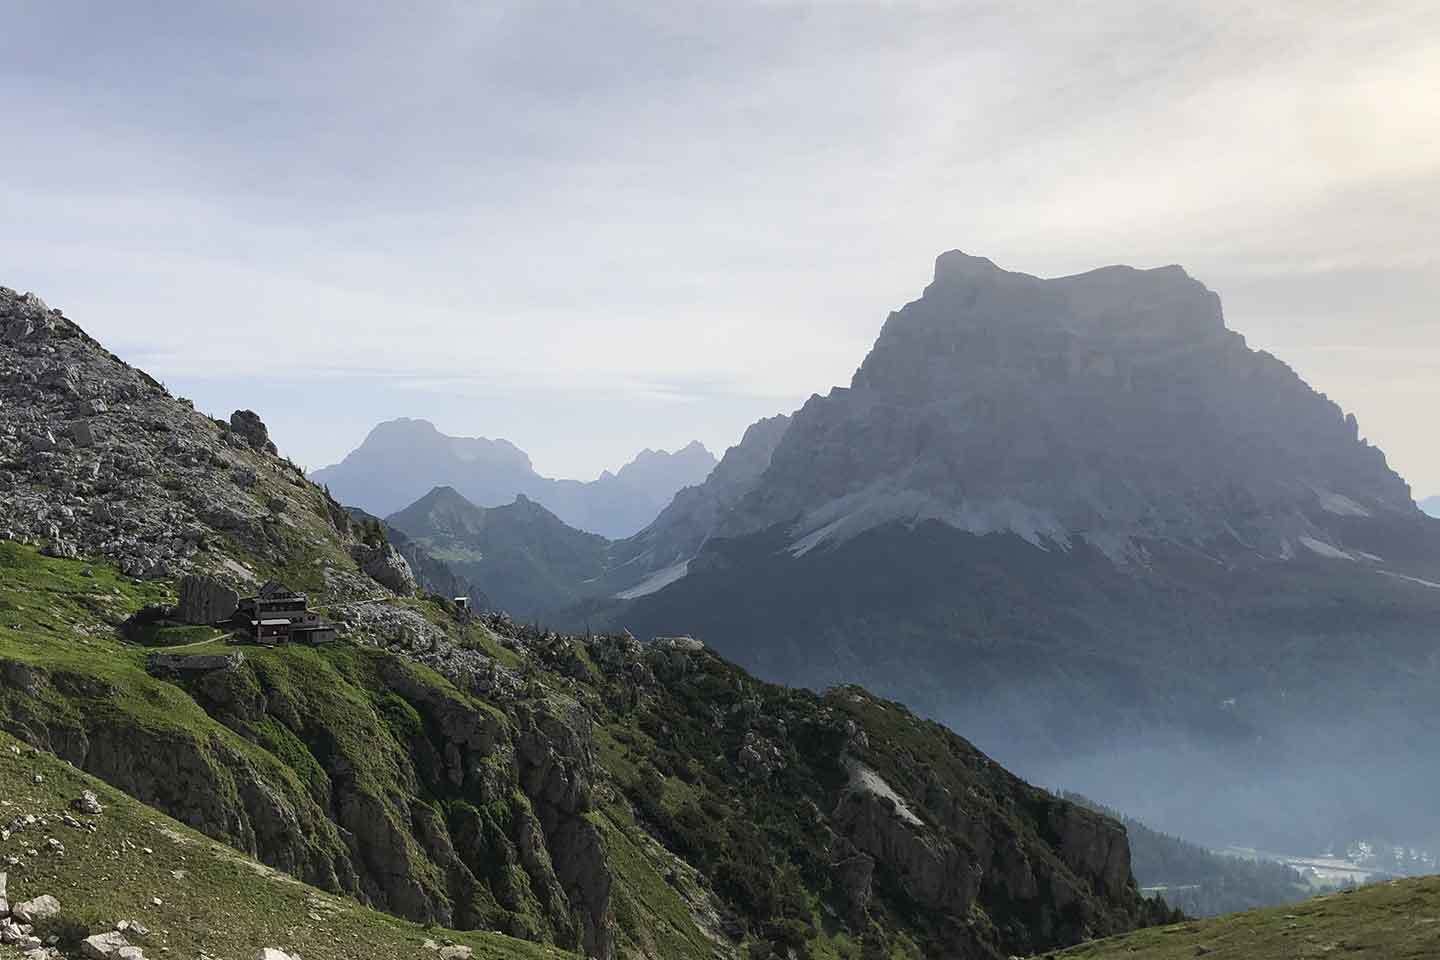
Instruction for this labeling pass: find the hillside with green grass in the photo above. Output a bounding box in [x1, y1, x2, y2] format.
[0, 727, 568, 960]
[1038, 877, 1440, 959]
[0, 539, 1176, 959]
[0, 286, 1174, 959]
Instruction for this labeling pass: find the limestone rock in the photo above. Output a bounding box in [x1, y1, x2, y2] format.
[12, 894, 60, 923]
[228, 409, 276, 455]
[72, 791, 104, 815]
[81, 931, 136, 959]
[349, 542, 417, 595]
[176, 574, 239, 625]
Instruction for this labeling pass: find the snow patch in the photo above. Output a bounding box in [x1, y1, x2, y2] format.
[1379, 571, 1440, 591]
[1299, 536, 1353, 561]
[784, 484, 1073, 558]
[844, 759, 923, 827]
[614, 560, 690, 600]
[1316, 491, 1372, 517]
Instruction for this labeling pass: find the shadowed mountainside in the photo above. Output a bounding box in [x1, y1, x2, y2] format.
[593, 253, 1440, 857]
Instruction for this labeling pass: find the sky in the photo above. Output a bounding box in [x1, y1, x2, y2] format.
[2, 0, 1437, 492]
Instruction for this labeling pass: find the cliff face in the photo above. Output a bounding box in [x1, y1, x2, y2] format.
[722, 252, 1414, 559]
[0, 285, 1168, 959]
[606, 413, 792, 594]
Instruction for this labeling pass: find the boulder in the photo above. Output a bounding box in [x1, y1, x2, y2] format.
[229, 409, 276, 455]
[349, 542, 417, 595]
[176, 574, 239, 625]
[68, 420, 96, 447]
[72, 790, 104, 815]
[12, 894, 60, 923]
[81, 931, 134, 959]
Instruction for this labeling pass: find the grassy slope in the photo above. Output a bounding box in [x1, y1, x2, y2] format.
[0, 729, 569, 960]
[1039, 878, 1440, 960]
[0, 540, 720, 958]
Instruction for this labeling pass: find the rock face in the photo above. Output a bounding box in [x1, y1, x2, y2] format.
[228, 409, 276, 455]
[176, 574, 239, 624]
[11, 894, 60, 922]
[605, 414, 792, 596]
[613, 252, 1440, 853]
[312, 418, 716, 538]
[349, 541, 417, 595]
[0, 286, 395, 586]
[716, 252, 1412, 553]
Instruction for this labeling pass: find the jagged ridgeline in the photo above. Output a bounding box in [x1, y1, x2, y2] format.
[0, 289, 1175, 956]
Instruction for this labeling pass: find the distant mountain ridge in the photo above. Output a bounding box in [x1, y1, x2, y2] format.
[311, 418, 716, 538]
[1422, 495, 1440, 518]
[379, 413, 796, 616]
[386, 485, 611, 620]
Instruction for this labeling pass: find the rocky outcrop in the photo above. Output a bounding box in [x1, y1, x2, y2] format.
[228, 409, 276, 455]
[176, 574, 239, 625]
[345, 510, 491, 608]
[349, 541, 417, 595]
[0, 287, 385, 585]
[0, 659, 359, 898]
[833, 769, 982, 920]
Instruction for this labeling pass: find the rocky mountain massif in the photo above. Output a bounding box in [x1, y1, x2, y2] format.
[0, 287, 1174, 958]
[590, 253, 1440, 855]
[311, 418, 716, 539]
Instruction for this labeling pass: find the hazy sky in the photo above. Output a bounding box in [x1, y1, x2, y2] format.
[3, 1, 1437, 492]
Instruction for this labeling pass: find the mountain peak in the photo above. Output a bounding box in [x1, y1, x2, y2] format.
[313, 422, 714, 537]
[716, 250, 1413, 560]
[932, 249, 1008, 283]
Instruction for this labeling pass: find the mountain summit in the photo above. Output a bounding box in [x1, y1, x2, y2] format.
[609, 252, 1440, 852]
[714, 251, 1412, 561]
